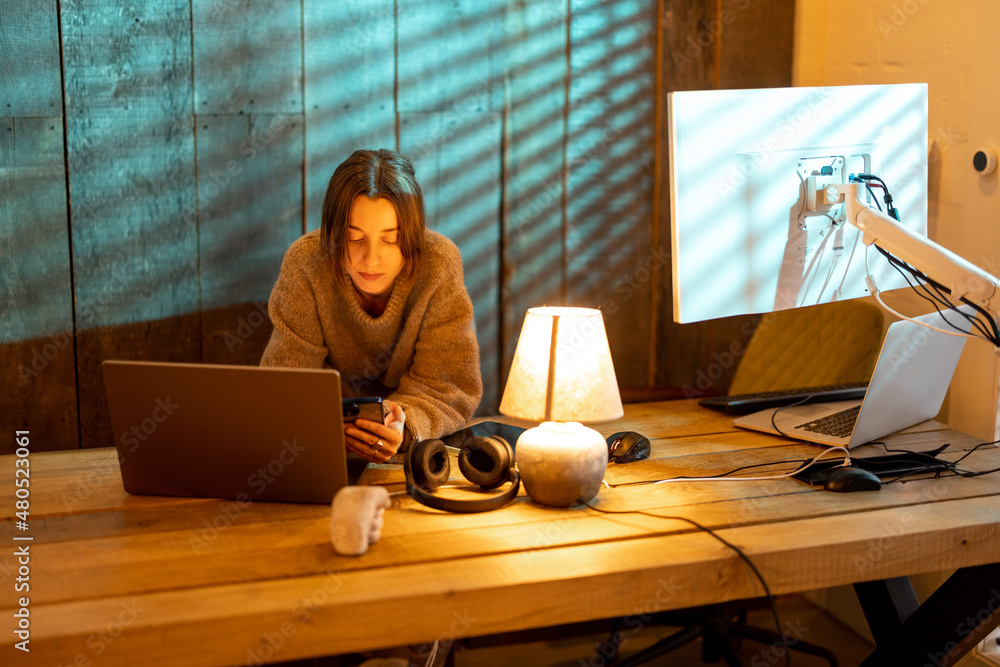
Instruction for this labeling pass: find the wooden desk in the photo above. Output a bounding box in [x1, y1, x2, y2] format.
[3, 400, 1000, 666]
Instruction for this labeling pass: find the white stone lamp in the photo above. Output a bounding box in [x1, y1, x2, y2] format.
[499, 307, 624, 508]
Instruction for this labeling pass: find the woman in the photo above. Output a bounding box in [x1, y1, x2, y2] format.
[261, 148, 483, 464]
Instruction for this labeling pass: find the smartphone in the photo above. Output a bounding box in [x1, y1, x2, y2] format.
[342, 397, 385, 424]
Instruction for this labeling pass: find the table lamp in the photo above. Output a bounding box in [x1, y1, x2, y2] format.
[499, 306, 624, 507]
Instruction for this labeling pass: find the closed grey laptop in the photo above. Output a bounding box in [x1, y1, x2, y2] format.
[102, 361, 365, 503]
[733, 308, 972, 448]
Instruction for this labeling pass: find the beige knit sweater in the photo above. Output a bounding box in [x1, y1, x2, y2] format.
[260, 228, 483, 449]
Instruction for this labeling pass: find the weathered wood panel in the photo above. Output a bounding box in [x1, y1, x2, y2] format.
[191, 0, 302, 116]
[437, 113, 503, 414]
[398, 0, 505, 413]
[192, 1, 304, 366]
[61, 1, 200, 449]
[720, 0, 795, 90]
[502, 0, 569, 376]
[0, 0, 800, 449]
[398, 114, 440, 220]
[0, 3, 76, 454]
[303, 0, 396, 231]
[0, 1, 62, 116]
[0, 117, 78, 453]
[655, 0, 759, 398]
[400, 111, 504, 414]
[566, 0, 658, 389]
[195, 114, 303, 365]
[397, 0, 504, 114]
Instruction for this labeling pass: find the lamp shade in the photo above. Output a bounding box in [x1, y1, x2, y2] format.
[500, 307, 624, 423]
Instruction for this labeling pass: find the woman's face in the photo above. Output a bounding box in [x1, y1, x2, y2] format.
[345, 196, 405, 298]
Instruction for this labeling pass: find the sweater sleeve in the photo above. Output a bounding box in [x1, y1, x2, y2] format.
[391, 249, 483, 447]
[260, 240, 329, 369]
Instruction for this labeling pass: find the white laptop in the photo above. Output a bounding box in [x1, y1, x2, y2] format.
[102, 361, 367, 503]
[733, 308, 973, 448]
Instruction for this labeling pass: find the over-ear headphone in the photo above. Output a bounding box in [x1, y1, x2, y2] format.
[404, 434, 520, 513]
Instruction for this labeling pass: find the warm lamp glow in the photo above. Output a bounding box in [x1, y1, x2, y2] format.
[500, 307, 623, 507]
[500, 307, 623, 423]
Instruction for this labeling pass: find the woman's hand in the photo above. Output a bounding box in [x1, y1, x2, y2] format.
[344, 399, 406, 463]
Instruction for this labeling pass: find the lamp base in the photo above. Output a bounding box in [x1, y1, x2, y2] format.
[515, 422, 608, 508]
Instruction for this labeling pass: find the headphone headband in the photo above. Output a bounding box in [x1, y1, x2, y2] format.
[404, 436, 520, 513]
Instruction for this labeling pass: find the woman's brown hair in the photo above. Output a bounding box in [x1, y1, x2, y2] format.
[320, 149, 425, 285]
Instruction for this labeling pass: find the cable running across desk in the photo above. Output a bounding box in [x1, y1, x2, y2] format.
[853, 173, 1000, 346]
[583, 500, 791, 667]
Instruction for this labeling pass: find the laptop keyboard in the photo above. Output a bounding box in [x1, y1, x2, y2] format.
[799, 405, 862, 438]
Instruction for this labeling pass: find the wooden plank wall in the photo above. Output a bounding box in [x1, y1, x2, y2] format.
[62, 1, 202, 451]
[566, 0, 658, 387]
[397, 0, 505, 412]
[0, 0, 794, 454]
[0, 2, 75, 449]
[655, 0, 796, 398]
[192, 0, 303, 368]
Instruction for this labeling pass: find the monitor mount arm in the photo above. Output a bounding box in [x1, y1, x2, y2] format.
[827, 182, 1000, 344]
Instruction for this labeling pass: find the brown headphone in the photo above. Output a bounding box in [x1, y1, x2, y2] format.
[404, 435, 520, 513]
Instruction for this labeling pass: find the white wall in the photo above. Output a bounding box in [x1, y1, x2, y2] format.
[794, 0, 1000, 440]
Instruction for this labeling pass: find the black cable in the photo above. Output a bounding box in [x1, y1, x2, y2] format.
[833, 446, 958, 483]
[879, 247, 964, 319]
[854, 173, 888, 188]
[949, 465, 1000, 478]
[947, 439, 1000, 466]
[863, 183, 883, 212]
[963, 307, 999, 345]
[878, 247, 993, 340]
[867, 439, 1000, 480]
[873, 246, 973, 331]
[868, 441, 945, 457]
[880, 462, 1000, 482]
[583, 501, 791, 667]
[853, 173, 899, 220]
[608, 457, 814, 487]
[874, 246, 1000, 345]
[769, 394, 818, 437]
[854, 172, 1000, 343]
[853, 175, 985, 335]
[879, 465, 954, 484]
[956, 296, 1000, 345]
[918, 275, 989, 333]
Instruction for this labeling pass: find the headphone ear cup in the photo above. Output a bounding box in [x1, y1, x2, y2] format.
[458, 436, 513, 490]
[407, 439, 451, 490]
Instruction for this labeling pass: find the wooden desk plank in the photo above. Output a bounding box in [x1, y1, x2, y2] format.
[1, 402, 996, 666]
[8, 414, 977, 519]
[0, 448, 408, 518]
[3, 427, 994, 536]
[6, 449, 999, 609]
[610, 399, 740, 437]
[3, 495, 998, 666]
[8, 434, 995, 540]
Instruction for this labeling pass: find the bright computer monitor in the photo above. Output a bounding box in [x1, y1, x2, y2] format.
[668, 83, 929, 323]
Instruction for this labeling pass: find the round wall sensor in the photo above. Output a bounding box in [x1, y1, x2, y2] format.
[973, 147, 997, 176]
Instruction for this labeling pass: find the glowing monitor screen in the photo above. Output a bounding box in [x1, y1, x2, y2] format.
[668, 83, 928, 323]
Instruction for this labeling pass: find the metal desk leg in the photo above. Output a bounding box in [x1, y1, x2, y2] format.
[854, 576, 920, 645]
[859, 564, 1000, 667]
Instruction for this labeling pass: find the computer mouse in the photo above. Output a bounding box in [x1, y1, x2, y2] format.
[607, 431, 651, 463]
[824, 466, 882, 493]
